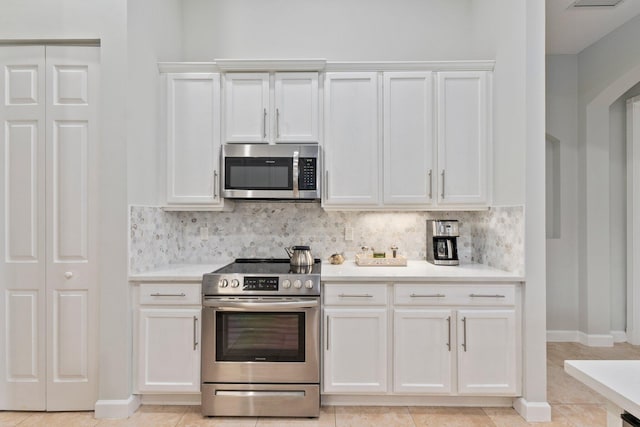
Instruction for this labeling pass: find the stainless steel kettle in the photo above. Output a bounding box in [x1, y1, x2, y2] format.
[285, 245, 314, 267]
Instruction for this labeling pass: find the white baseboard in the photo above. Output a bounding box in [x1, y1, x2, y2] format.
[513, 398, 551, 422]
[611, 330, 627, 343]
[546, 330, 580, 342]
[94, 395, 140, 419]
[140, 394, 201, 405]
[546, 330, 615, 346]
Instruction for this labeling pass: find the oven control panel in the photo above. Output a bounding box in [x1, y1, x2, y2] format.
[204, 274, 320, 296]
[243, 277, 278, 291]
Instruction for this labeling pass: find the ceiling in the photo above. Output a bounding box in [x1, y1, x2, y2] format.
[546, 0, 640, 54]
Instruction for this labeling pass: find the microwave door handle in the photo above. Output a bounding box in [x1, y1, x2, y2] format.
[292, 150, 300, 198]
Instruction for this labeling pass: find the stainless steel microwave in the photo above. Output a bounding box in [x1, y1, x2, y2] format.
[222, 144, 321, 200]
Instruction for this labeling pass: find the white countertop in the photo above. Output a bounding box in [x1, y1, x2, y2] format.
[129, 260, 522, 282]
[321, 260, 523, 282]
[129, 263, 226, 282]
[565, 360, 640, 419]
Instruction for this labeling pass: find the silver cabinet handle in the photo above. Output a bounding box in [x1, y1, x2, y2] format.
[326, 316, 330, 350]
[193, 316, 198, 350]
[428, 169, 433, 199]
[461, 316, 467, 352]
[410, 293, 445, 298]
[338, 294, 373, 298]
[469, 294, 506, 298]
[213, 170, 218, 198]
[263, 108, 267, 139]
[325, 170, 329, 199]
[446, 316, 451, 351]
[150, 293, 186, 297]
[441, 170, 445, 199]
[276, 108, 281, 138]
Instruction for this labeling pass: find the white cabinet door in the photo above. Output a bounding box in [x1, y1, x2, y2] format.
[323, 307, 387, 393]
[393, 308, 452, 394]
[383, 72, 435, 206]
[0, 45, 99, 411]
[436, 71, 489, 206]
[166, 73, 221, 205]
[274, 72, 318, 143]
[323, 72, 380, 207]
[456, 309, 518, 395]
[224, 73, 269, 143]
[138, 308, 201, 393]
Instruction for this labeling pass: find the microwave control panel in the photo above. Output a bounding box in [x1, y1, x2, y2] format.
[299, 158, 317, 190]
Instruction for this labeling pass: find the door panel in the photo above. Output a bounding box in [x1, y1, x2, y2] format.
[6, 121, 39, 261]
[52, 290, 88, 381]
[45, 45, 99, 411]
[52, 121, 89, 260]
[0, 45, 47, 411]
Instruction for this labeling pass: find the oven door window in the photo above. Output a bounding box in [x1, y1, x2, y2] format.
[216, 311, 305, 362]
[225, 157, 292, 190]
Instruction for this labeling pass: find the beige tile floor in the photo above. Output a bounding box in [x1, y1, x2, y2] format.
[1, 342, 639, 427]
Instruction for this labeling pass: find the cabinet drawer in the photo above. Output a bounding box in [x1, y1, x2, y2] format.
[324, 284, 387, 305]
[394, 284, 516, 306]
[139, 283, 201, 305]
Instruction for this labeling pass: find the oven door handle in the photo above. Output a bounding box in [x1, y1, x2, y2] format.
[202, 299, 318, 310]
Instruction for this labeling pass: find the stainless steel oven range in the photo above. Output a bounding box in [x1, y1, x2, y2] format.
[201, 258, 321, 418]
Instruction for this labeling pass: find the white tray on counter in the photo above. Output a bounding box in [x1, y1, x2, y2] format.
[355, 254, 408, 266]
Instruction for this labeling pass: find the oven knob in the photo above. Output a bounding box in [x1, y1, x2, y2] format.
[293, 279, 302, 289]
[230, 279, 240, 288]
[282, 279, 291, 289]
[218, 279, 228, 288]
[304, 280, 314, 289]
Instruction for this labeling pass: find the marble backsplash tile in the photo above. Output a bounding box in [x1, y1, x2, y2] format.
[129, 203, 524, 276]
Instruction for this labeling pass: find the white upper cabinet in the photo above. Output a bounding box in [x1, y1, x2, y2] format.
[223, 72, 319, 144]
[223, 73, 270, 143]
[274, 73, 319, 143]
[436, 71, 489, 206]
[383, 72, 435, 206]
[165, 73, 222, 206]
[323, 72, 380, 207]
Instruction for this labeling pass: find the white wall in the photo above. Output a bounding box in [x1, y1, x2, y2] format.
[127, 0, 183, 205]
[470, 0, 525, 206]
[545, 14, 640, 342]
[182, 0, 486, 61]
[546, 55, 580, 334]
[0, 0, 130, 401]
[609, 82, 640, 333]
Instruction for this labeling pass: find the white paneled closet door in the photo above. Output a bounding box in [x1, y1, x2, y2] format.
[0, 45, 47, 411]
[44, 46, 99, 411]
[0, 45, 99, 411]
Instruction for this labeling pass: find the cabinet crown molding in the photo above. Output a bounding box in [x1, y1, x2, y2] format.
[158, 60, 495, 73]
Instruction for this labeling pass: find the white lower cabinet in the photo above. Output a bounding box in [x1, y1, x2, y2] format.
[134, 283, 201, 393]
[322, 282, 521, 398]
[456, 309, 517, 395]
[323, 284, 388, 393]
[393, 284, 520, 396]
[394, 308, 453, 393]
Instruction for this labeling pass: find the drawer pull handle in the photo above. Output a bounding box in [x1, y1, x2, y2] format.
[469, 294, 505, 298]
[410, 293, 445, 298]
[462, 316, 467, 352]
[193, 316, 198, 350]
[338, 294, 373, 298]
[150, 293, 186, 297]
[446, 316, 451, 351]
